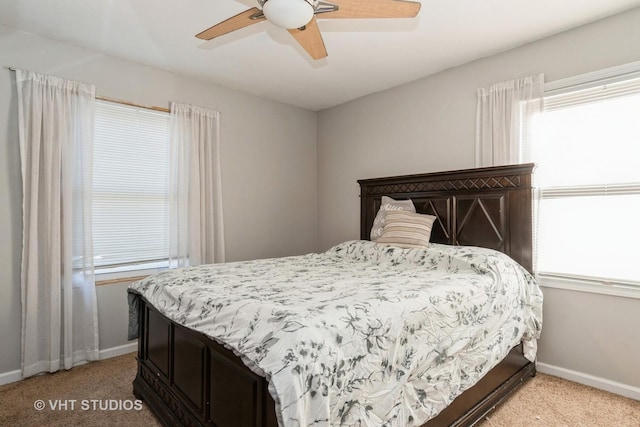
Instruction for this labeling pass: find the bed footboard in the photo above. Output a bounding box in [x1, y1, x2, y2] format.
[133, 296, 278, 427]
[134, 296, 534, 427]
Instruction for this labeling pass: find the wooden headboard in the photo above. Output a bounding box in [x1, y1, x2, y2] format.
[358, 164, 535, 273]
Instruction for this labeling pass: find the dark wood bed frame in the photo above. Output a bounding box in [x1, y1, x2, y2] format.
[132, 163, 536, 427]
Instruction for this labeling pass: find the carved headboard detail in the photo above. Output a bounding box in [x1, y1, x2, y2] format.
[358, 164, 535, 273]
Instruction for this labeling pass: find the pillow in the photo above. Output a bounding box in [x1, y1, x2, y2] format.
[376, 210, 436, 249]
[370, 196, 416, 241]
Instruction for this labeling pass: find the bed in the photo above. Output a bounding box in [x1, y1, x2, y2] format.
[128, 163, 541, 427]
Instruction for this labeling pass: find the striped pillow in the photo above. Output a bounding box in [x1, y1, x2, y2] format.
[370, 196, 416, 241]
[376, 211, 436, 248]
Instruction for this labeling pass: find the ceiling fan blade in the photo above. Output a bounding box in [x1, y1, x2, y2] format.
[318, 0, 420, 19]
[196, 7, 266, 40]
[288, 17, 328, 60]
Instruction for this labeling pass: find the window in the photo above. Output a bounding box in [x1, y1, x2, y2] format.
[93, 100, 170, 273]
[529, 70, 640, 287]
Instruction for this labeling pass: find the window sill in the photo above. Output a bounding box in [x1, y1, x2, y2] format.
[95, 263, 168, 286]
[538, 274, 640, 300]
[96, 275, 149, 286]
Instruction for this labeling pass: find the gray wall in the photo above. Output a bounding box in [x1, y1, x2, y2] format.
[317, 8, 640, 393]
[0, 25, 318, 374]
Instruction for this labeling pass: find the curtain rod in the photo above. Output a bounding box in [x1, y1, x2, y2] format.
[96, 96, 170, 113]
[5, 66, 170, 113]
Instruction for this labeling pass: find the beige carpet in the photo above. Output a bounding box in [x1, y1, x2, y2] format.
[0, 354, 160, 427]
[0, 353, 638, 426]
[478, 373, 640, 427]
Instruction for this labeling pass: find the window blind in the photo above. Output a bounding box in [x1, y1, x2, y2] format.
[93, 100, 170, 268]
[544, 72, 640, 111]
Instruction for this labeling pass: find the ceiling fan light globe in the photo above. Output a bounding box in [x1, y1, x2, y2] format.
[263, 0, 314, 29]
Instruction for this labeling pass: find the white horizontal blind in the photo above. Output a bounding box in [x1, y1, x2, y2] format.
[544, 72, 640, 111]
[540, 183, 640, 198]
[93, 100, 170, 268]
[532, 68, 640, 285]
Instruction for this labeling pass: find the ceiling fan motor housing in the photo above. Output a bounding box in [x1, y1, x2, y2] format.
[261, 0, 317, 29]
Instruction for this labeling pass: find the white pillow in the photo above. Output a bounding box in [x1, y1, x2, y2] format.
[376, 210, 436, 248]
[370, 196, 416, 241]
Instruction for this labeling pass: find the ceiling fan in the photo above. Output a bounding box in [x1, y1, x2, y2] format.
[196, 0, 421, 60]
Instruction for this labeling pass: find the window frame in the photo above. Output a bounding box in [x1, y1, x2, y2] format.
[530, 61, 640, 299]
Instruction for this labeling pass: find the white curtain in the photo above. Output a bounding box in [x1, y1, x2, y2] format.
[16, 69, 99, 378]
[476, 74, 544, 166]
[169, 103, 225, 267]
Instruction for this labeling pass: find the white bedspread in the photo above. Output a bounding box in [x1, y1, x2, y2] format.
[128, 240, 543, 427]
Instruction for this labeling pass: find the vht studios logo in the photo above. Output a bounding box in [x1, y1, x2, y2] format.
[33, 399, 143, 411]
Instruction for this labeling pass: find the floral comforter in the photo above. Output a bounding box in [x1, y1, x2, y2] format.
[128, 240, 543, 427]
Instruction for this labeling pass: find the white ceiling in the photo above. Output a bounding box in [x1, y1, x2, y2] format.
[1, 0, 639, 110]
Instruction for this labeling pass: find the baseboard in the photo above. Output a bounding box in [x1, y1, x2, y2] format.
[0, 341, 138, 387]
[98, 341, 138, 360]
[0, 369, 22, 386]
[537, 362, 640, 401]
